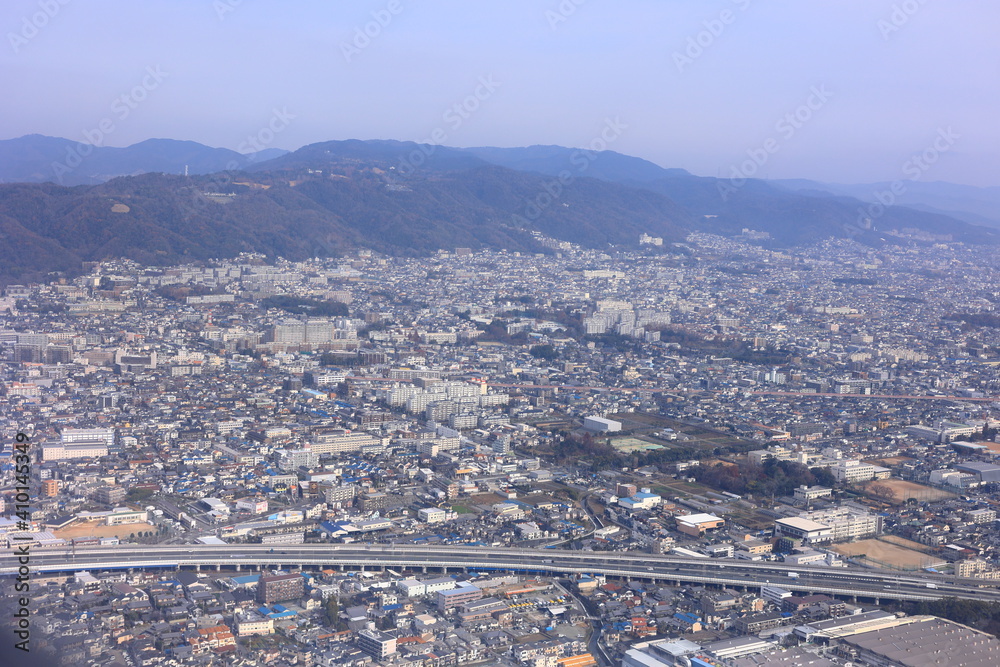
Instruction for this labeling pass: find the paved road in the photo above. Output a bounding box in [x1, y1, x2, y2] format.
[5, 544, 1000, 602]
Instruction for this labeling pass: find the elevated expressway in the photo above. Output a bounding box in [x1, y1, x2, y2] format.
[4, 544, 1000, 603]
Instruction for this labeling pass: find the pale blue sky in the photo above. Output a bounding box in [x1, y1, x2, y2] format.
[3, 0, 998, 185]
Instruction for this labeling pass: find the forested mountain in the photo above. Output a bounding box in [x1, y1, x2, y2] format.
[0, 152, 688, 283]
[459, 145, 999, 246]
[0, 135, 286, 186]
[0, 137, 996, 284]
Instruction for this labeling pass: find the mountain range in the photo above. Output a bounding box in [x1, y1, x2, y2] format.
[0, 134, 288, 186]
[0, 134, 997, 285]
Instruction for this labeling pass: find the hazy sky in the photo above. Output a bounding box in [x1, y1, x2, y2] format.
[3, 0, 998, 186]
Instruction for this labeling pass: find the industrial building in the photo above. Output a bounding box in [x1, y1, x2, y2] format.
[675, 513, 725, 537]
[955, 462, 1000, 484]
[836, 616, 1000, 666]
[583, 415, 622, 432]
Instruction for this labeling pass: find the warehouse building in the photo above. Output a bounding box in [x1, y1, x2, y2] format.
[584, 416, 622, 432]
[836, 616, 1000, 666]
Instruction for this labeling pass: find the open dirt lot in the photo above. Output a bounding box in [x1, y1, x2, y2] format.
[468, 493, 505, 506]
[879, 535, 937, 553]
[831, 538, 948, 570]
[867, 456, 916, 466]
[980, 441, 1000, 454]
[610, 437, 665, 453]
[864, 479, 955, 503]
[54, 520, 156, 539]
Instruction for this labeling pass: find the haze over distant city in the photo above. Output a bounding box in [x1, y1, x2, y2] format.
[2, 0, 998, 187]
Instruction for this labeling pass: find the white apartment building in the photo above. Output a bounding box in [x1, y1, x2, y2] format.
[60, 427, 115, 447]
[418, 507, 447, 524]
[310, 431, 383, 455]
[236, 616, 274, 636]
[41, 442, 109, 461]
[831, 459, 877, 483]
[801, 506, 883, 542]
[793, 485, 833, 502]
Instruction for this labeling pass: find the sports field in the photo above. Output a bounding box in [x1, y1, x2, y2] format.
[879, 535, 937, 553]
[831, 538, 947, 570]
[864, 479, 955, 503]
[54, 519, 157, 539]
[868, 456, 915, 466]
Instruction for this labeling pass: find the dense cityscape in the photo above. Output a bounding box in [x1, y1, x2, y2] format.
[5, 234, 1000, 665]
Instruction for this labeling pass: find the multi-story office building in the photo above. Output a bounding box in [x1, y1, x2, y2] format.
[94, 486, 126, 506]
[437, 585, 483, 611]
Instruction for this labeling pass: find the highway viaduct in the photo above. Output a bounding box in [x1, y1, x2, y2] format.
[5, 544, 1000, 605]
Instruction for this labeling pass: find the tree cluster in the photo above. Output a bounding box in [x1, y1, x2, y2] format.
[691, 458, 829, 498]
[259, 295, 349, 317]
[899, 597, 1000, 639]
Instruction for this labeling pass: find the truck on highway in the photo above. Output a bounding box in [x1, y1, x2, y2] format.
[787, 572, 800, 579]
[926, 583, 938, 589]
